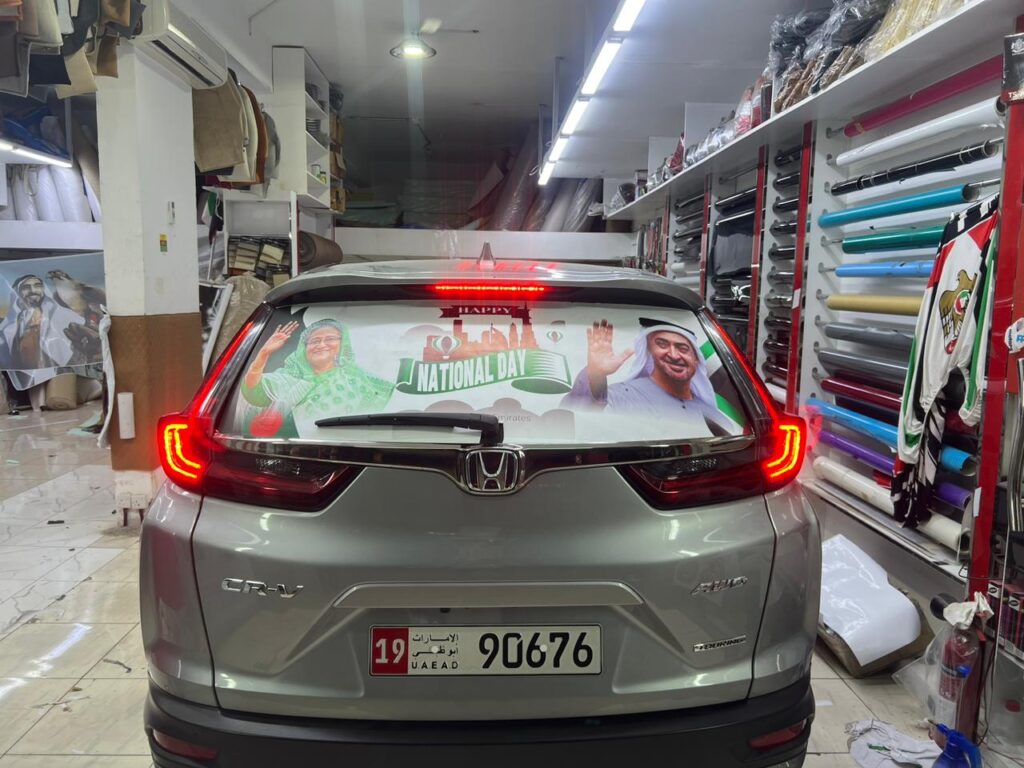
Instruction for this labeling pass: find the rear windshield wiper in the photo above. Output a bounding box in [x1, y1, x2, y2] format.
[314, 412, 504, 446]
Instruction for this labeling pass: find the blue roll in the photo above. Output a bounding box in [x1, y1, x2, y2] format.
[819, 184, 971, 228]
[834, 260, 935, 278]
[807, 398, 976, 475]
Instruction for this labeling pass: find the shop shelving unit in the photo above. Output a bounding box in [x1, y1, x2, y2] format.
[606, 1, 1024, 743]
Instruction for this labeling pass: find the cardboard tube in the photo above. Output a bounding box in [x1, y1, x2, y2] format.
[841, 227, 945, 254]
[835, 98, 1004, 168]
[813, 457, 966, 552]
[826, 294, 923, 316]
[819, 185, 975, 228]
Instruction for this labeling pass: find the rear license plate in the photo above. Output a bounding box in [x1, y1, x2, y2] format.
[370, 625, 601, 676]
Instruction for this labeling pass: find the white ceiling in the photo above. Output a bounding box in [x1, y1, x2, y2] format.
[184, 0, 817, 182]
[192, 0, 619, 177]
[554, 0, 815, 179]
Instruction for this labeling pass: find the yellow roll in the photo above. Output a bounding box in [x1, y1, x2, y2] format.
[826, 294, 922, 316]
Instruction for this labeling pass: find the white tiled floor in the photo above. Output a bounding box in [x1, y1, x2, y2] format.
[0, 409, 1017, 767]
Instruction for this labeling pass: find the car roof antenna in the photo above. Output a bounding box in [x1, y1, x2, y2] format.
[478, 241, 495, 270]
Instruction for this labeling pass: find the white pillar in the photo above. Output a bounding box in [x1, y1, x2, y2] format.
[96, 48, 203, 508]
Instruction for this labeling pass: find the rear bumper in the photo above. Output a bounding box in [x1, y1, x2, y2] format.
[146, 675, 813, 768]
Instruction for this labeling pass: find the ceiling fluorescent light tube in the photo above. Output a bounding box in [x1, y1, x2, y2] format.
[539, 161, 556, 186]
[613, 0, 647, 32]
[581, 39, 622, 96]
[549, 136, 569, 162]
[563, 99, 591, 135]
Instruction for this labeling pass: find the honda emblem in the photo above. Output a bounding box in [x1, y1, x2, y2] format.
[464, 448, 522, 494]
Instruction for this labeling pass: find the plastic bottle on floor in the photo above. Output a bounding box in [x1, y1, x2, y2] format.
[933, 724, 983, 768]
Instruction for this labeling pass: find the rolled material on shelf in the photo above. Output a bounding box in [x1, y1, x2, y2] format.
[834, 98, 1004, 169]
[763, 364, 788, 381]
[298, 231, 343, 270]
[840, 226, 945, 254]
[843, 56, 1003, 138]
[774, 195, 800, 214]
[771, 220, 799, 236]
[717, 315, 748, 325]
[833, 260, 934, 279]
[675, 192, 705, 212]
[818, 349, 908, 385]
[765, 292, 794, 310]
[715, 187, 757, 213]
[774, 171, 801, 190]
[825, 293, 923, 316]
[715, 208, 756, 228]
[822, 377, 902, 411]
[822, 323, 914, 352]
[769, 244, 796, 261]
[672, 226, 703, 241]
[936, 482, 973, 513]
[837, 207, 964, 236]
[819, 429, 894, 474]
[763, 339, 789, 355]
[768, 267, 794, 285]
[819, 184, 978, 229]
[775, 146, 801, 167]
[765, 315, 793, 332]
[830, 139, 1002, 196]
[673, 275, 701, 287]
[812, 457, 965, 552]
[669, 261, 690, 276]
[766, 382, 786, 405]
[807, 398, 975, 475]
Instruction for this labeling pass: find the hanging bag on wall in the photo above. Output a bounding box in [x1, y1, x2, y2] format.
[192, 78, 246, 173]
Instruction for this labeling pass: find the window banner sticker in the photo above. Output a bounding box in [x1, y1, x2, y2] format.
[228, 301, 748, 444]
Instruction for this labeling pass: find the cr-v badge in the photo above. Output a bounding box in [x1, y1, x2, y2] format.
[691, 576, 749, 595]
[222, 578, 304, 598]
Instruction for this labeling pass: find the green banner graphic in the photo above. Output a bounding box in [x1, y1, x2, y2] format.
[397, 350, 572, 395]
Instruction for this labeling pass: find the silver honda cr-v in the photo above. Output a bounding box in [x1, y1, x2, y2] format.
[141, 259, 819, 768]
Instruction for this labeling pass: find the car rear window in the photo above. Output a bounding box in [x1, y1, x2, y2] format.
[219, 300, 751, 446]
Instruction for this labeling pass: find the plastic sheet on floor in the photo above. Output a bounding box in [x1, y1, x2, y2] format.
[846, 720, 940, 768]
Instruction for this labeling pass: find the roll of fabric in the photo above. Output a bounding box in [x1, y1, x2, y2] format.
[821, 377, 902, 411]
[826, 294, 922, 316]
[834, 98, 1004, 168]
[841, 227, 945, 254]
[297, 231, 343, 271]
[50, 165, 92, 222]
[32, 166, 64, 222]
[807, 398, 975, 475]
[830, 139, 1001, 196]
[833, 261, 934, 279]
[819, 429, 894, 474]
[812, 457, 965, 551]
[822, 323, 914, 352]
[819, 185, 975, 228]
[818, 349, 908, 384]
[842, 57, 1002, 138]
[491, 128, 539, 231]
[541, 180, 577, 232]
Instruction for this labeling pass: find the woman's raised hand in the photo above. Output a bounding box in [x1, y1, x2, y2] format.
[262, 321, 300, 355]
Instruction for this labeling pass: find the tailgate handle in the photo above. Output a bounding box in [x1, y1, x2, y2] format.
[333, 581, 643, 609]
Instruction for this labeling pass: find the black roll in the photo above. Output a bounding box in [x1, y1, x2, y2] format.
[822, 322, 914, 353]
[715, 187, 757, 213]
[773, 171, 801, 190]
[830, 139, 1002, 197]
[773, 195, 800, 214]
[769, 243, 797, 260]
[765, 315, 793, 332]
[775, 146, 802, 168]
[771, 219, 799, 236]
[818, 348, 908, 384]
[715, 208, 756, 228]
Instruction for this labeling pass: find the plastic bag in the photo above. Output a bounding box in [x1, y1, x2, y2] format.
[863, 0, 958, 62]
[562, 178, 601, 233]
[734, 88, 755, 136]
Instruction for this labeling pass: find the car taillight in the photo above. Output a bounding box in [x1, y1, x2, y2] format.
[152, 729, 218, 761]
[156, 314, 361, 511]
[749, 719, 809, 750]
[619, 314, 805, 510]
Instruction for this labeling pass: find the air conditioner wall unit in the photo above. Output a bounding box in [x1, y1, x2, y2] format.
[134, 0, 228, 89]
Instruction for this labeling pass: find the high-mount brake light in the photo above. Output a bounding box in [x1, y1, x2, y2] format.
[430, 283, 548, 297]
